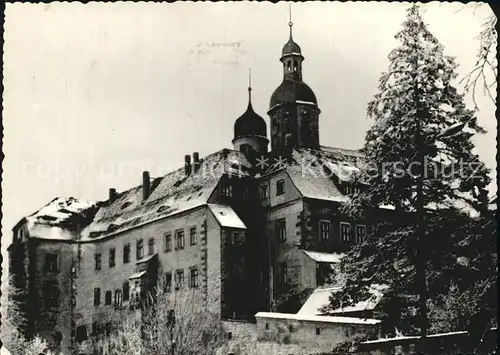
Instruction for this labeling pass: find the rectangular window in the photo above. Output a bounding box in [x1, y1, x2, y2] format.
[340, 222, 351, 242]
[242, 186, 249, 199]
[109, 248, 116, 268]
[276, 179, 285, 196]
[277, 219, 286, 242]
[164, 272, 172, 293]
[114, 289, 122, 308]
[175, 269, 184, 290]
[95, 253, 102, 271]
[320, 220, 331, 240]
[316, 327, 321, 335]
[232, 231, 244, 244]
[45, 253, 59, 272]
[105, 290, 112, 305]
[123, 244, 131, 264]
[148, 238, 155, 255]
[94, 288, 101, 306]
[356, 225, 367, 243]
[92, 322, 98, 336]
[260, 185, 269, 200]
[190, 226, 197, 246]
[43, 280, 58, 308]
[222, 184, 233, 197]
[164, 233, 172, 252]
[123, 281, 129, 301]
[176, 229, 185, 250]
[280, 262, 287, 284]
[189, 268, 199, 288]
[136, 239, 144, 260]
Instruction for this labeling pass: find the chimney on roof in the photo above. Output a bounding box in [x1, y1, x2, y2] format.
[193, 152, 200, 173]
[143, 171, 150, 201]
[185, 155, 192, 176]
[109, 188, 117, 203]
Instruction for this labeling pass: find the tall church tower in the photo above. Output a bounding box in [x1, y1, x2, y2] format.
[268, 15, 321, 152]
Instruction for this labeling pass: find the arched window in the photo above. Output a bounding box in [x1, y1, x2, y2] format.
[293, 60, 298, 71]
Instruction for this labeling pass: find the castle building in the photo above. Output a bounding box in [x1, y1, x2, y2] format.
[8, 19, 391, 355]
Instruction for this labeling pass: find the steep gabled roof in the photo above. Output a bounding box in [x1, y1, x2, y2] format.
[261, 146, 365, 203]
[81, 149, 252, 241]
[23, 197, 99, 241]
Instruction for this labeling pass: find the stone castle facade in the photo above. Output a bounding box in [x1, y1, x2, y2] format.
[8, 21, 392, 354]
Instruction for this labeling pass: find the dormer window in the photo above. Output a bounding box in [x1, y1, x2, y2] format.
[223, 184, 233, 197]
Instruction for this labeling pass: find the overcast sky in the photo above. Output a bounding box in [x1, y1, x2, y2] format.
[2, 2, 496, 267]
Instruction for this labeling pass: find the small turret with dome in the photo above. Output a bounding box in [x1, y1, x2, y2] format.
[268, 5, 321, 152]
[232, 69, 269, 155]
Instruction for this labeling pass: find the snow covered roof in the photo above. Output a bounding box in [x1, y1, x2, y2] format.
[298, 284, 387, 316]
[379, 204, 396, 210]
[255, 312, 381, 325]
[129, 271, 147, 279]
[360, 331, 469, 345]
[303, 251, 345, 263]
[136, 253, 157, 265]
[271, 147, 366, 203]
[81, 149, 252, 241]
[208, 204, 246, 229]
[23, 197, 99, 241]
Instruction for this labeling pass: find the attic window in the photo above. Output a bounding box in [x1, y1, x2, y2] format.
[157, 206, 170, 213]
[174, 179, 184, 187]
[222, 184, 233, 197]
[40, 215, 57, 221]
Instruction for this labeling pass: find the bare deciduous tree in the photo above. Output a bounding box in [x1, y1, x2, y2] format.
[95, 288, 228, 355]
[1, 277, 62, 355]
[460, 4, 497, 110]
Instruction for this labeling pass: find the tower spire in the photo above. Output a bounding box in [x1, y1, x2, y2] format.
[248, 68, 252, 104]
[288, 3, 293, 40]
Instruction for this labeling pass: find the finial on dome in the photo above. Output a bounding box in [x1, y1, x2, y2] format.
[248, 68, 252, 104]
[288, 3, 293, 39]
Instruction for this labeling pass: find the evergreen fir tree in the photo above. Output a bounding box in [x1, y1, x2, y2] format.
[324, 5, 493, 336]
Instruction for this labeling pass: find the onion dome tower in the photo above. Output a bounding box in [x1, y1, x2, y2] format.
[232, 69, 269, 155]
[268, 7, 321, 152]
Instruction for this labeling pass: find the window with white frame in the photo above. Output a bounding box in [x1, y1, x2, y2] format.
[340, 222, 351, 242]
[175, 229, 185, 249]
[319, 220, 331, 240]
[356, 224, 366, 243]
[175, 269, 184, 290]
[189, 226, 197, 246]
